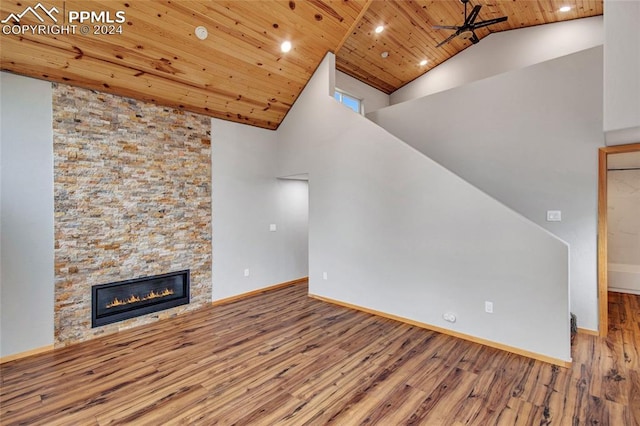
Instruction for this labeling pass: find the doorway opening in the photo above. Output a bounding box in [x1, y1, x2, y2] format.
[278, 173, 310, 286]
[597, 143, 640, 336]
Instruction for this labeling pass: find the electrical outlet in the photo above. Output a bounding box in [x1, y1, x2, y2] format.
[269, 224, 277, 232]
[443, 312, 456, 323]
[546, 210, 562, 222]
[244, 268, 250, 277]
[485, 301, 494, 314]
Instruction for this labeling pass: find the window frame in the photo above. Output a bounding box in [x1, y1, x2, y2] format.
[333, 89, 364, 115]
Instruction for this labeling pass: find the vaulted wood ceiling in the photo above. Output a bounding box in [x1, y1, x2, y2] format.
[0, 0, 602, 129]
[337, 0, 603, 94]
[0, 0, 369, 130]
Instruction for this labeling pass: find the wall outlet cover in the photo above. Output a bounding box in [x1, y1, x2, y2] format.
[443, 312, 456, 323]
[546, 210, 562, 222]
[485, 301, 494, 313]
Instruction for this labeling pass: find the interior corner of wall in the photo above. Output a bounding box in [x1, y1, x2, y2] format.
[326, 52, 336, 97]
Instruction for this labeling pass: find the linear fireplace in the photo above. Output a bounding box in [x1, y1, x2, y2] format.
[92, 270, 190, 327]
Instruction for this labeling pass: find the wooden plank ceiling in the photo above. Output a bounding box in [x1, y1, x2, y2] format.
[0, 0, 369, 130]
[0, 1, 603, 129]
[336, 0, 603, 94]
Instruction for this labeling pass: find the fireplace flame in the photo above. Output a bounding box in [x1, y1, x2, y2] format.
[106, 288, 175, 309]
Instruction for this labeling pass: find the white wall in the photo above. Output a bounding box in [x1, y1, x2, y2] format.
[335, 70, 390, 114]
[390, 16, 603, 105]
[0, 75, 312, 356]
[603, 0, 640, 145]
[276, 54, 571, 362]
[0, 72, 54, 357]
[211, 119, 308, 301]
[369, 47, 604, 331]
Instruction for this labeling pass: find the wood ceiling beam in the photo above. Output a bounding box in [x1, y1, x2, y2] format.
[335, 0, 374, 53]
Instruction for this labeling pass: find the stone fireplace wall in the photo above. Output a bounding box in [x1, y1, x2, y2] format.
[53, 84, 212, 347]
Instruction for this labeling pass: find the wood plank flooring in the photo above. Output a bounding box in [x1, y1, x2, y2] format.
[1, 284, 639, 425]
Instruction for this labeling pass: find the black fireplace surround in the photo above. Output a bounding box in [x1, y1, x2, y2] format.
[92, 270, 190, 327]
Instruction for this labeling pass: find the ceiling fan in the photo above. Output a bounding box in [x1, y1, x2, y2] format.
[433, 0, 508, 47]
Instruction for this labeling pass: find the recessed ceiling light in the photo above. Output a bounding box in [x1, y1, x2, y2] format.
[281, 41, 292, 53]
[375, 25, 384, 34]
[195, 26, 208, 40]
[559, 6, 571, 12]
[419, 59, 428, 66]
[381, 51, 389, 58]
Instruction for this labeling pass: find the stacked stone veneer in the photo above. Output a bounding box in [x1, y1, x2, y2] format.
[53, 84, 212, 347]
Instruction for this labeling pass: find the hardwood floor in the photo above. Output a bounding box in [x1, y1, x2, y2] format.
[1, 284, 639, 425]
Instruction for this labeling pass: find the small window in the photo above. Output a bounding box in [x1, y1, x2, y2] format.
[334, 89, 363, 114]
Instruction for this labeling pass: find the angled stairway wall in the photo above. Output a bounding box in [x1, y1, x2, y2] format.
[368, 47, 604, 332]
[276, 54, 571, 363]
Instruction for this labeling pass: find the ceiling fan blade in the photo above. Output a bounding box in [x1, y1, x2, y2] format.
[465, 5, 482, 26]
[471, 16, 508, 29]
[436, 32, 458, 48]
[432, 25, 459, 30]
[470, 32, 480, 44]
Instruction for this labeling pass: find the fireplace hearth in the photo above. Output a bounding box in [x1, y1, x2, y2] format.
[92, 270, 190, 327]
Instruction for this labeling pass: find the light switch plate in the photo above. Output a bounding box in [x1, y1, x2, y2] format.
[269, 224, 277, 232]
[546, 210, 562, 222]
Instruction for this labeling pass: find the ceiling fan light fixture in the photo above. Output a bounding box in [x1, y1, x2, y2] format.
[419, 59, 428, 66]
[375, 25, 384, 34]
[281, 41, 292, 53]
[559, 6, 571, 12]
[433, 0, 508, 48]
[459, 30, 474, 40]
